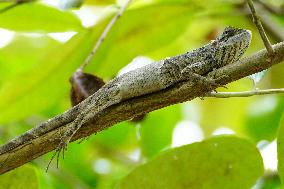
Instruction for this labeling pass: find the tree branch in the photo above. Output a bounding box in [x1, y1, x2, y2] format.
[0, 41, 284, 174]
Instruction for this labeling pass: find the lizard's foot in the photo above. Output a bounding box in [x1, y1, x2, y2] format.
[46, 131, 73, 172]
[181, 66, 227, 90]
[202, 74, 230, 90]
[192, 74, 224, 90]
[46, 116, 85, 171]
[194, 75, 228, 100]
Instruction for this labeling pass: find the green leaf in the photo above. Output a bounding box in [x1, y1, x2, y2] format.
[0, 34, 61, 82]
[245, 96, 284, 142]
[87, 1, 233, 78]
[140, 104, 182, 158]
[277, 111, 284, 184]
[249, 70, 268, 86]
[0, 3, 83, 32]
[93, 121, 135, 147]
[59, 0, 84, 9]
[85, 0, 116, 5]
[0, 164, 39, 189]
[271, 15, 284, 28]
[116, 136, 264, 189]
[200, 93, 250, 136]
[258, 174, 281, 189]
[0, 18, 111, 123]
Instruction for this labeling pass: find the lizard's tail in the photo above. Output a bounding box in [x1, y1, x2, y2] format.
[0, 100, 83, 154]
[0, 83, 121, 155]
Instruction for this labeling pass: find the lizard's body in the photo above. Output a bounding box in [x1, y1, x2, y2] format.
[0, 27, 251, 155]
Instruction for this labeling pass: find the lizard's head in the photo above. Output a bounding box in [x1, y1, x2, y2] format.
[214, 26, 252, 66]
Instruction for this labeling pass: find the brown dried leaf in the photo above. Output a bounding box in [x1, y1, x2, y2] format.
[70, 70, 105, 106]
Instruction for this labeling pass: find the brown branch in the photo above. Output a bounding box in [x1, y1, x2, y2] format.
[0, 42, 284, 174]
[247, 0, 275, 55]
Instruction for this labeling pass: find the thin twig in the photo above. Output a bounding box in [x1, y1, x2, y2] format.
[205, 88, 284, 98]
[246, 0, 275, 56]
[78, 0, 132, 71]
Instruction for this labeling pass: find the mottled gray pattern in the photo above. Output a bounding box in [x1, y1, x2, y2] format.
[0, 27, 252, 154]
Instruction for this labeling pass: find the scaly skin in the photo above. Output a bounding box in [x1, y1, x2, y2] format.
[0, 27, 252, 158]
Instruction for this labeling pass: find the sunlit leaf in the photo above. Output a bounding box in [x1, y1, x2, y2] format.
[248, 70, 268, 88]
[271, 15, 284, 28]
[277, 110, 284, 184]
[93, 121, 135, 147]
[0, 164, 39, 189]
[0, 34, 61, 82]
[116, 136, 264, 189]
[139, 104, 181, 158]
[59, 0, 84, 9]
[0, 18, 111, 123]
[245, 96, 284, 142]
[255, 173, 281, 189]
[118, 56, 154, 76]
[87, 1, 233, 77]
[0, 3, 83, 32]
[85, 0, 115, 5]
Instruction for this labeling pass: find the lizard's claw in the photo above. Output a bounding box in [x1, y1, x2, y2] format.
[46, 134, 72, 172]
[200, 77, 225, 90]
[189, 73, 227, 90]
[198, 78, 227, 100]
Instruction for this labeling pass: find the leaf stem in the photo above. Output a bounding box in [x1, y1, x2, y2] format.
[78, 0, 133, 71]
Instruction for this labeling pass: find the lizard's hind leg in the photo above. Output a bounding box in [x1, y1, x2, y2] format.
[46, 110, 87, 171]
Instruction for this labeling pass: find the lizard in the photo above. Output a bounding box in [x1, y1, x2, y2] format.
[0, 26, 252, 159]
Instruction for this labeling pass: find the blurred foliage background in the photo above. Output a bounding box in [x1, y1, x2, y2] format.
[0, 0, 284, 188]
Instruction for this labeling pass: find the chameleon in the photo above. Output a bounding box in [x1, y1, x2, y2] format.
[0, 26, 252, 158]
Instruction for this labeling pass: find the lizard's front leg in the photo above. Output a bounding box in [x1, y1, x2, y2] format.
[181, 61, 218, 88]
